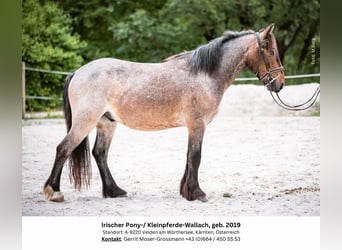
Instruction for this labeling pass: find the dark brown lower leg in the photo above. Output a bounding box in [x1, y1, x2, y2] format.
[180, 122, 207, 201]
[92, 118, 127, 198]
[44, 136, 75, 202]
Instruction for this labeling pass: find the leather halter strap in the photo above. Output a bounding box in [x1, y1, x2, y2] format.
[254, 32, 285, 83]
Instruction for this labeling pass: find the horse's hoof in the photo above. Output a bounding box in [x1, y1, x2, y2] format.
[117, 193, 128, 198]
[197, 196, 208, 202]
[103, 187, 128, 198]
[44, 185, 64, 202]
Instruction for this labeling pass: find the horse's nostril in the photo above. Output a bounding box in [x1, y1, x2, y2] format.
[279, 83, 284, 90]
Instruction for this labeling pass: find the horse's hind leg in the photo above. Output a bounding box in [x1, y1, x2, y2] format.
[44, 117, 98, 202]
[92, 116, 127, 198]
[180, 121, 207, 202]
[44, 129, 90, 202]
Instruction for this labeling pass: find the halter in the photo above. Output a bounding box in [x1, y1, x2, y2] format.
[254, 32, 320, 111]
[254, 32, 285, 87]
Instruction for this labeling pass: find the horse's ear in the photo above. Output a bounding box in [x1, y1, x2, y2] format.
[259, 23, 275, 39]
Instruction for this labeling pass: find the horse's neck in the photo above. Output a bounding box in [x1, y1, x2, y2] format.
[218, 35, 255, 91]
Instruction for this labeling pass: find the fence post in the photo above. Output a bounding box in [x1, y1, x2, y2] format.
[22, 61, 26, 119]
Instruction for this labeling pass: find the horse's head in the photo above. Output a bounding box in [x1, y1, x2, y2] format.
[251, 24, 285, 93]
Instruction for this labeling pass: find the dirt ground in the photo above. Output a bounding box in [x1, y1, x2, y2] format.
[22, 84, 320, 216]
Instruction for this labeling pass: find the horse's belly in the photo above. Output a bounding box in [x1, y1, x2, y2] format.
[117, 113, 185, 131]
[110, 100, 185, 131]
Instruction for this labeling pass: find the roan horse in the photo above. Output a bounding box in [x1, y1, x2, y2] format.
[44, 24, 285, 202]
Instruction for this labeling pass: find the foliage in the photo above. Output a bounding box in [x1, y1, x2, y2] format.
[22, 0, 86, 111]
[60, 0, 320, 74]
[23, 0, 320, 112]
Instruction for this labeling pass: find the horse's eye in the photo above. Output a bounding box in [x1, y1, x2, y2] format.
[269, 50, 275, 56]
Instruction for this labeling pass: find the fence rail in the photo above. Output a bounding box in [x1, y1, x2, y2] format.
[22, 63, 320, 118]
[26, 95, 63, 101]
[25, 67, 71, 76]
[234, 73, 320, 81]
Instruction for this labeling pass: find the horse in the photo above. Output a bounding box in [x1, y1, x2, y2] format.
[44, 23, 285, 202]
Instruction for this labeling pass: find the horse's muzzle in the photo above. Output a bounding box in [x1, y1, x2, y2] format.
[266, 76, 284, 93]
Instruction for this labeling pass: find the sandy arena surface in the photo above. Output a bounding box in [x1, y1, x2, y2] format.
[22, 84, 320, 216]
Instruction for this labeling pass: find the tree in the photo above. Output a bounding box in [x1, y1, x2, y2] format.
[267, 0, 320, 73]
[22, 0, 86, 111]
[108, 0, 320, 74]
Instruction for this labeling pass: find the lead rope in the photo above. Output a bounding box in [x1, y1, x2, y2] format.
[269, 84, 320, 111]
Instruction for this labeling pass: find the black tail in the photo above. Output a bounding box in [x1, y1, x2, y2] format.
[63, 73, 91, 190]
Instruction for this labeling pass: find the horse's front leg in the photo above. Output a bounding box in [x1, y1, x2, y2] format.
[180, 121, 207, 202]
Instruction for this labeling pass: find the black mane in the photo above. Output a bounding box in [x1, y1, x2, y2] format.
[188, 30, 255, 75]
